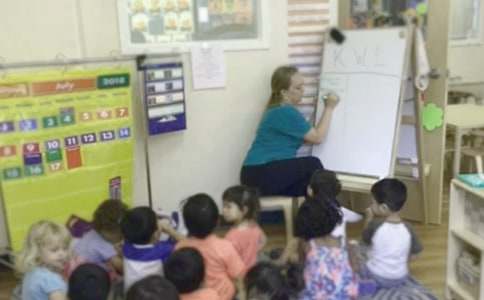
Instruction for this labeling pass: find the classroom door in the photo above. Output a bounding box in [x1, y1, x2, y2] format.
[423, 0, 449, 224]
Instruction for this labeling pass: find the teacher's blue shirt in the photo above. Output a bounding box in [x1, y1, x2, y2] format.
[243, 104, 311, 166]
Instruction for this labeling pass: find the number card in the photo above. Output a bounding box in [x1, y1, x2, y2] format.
[25, 164, 44, 176]
[118, 127, 131, 139]
[3, 167, 22, 180]
[0, 145, 16, 157]
[23, 143, 40, 154]
[48, 162, 63, 172]
[79, 112, 93, 122]
[42, 116, 59, 128]
[0, 121, 15, 133]
[100, 130, 115, 142]
[115, 107, 129, 118]
[81, 133, 97, 144]
[45, 139, 61, 151]
[19, 119, 38, 131]
[60, 113, 75, 125]
[97, 110, 113, 120]
[64, 136, 79, 148]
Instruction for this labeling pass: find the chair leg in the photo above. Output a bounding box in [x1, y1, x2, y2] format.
[282, 203, 294, 245]
[476, 155, 483, 174]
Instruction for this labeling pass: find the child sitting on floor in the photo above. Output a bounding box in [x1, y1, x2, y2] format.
[222, 185, 266, 271]
[121, 206, 181, 290]
[73, 199, 128, 275]
[16, 221, 71, 300]
[308, 169, 362, 240]
[295, 197, 359, 299]
[126, 275, 179, 300]
[68, 263, 111, 300]
[164, 247, 220, 300]
[176, 193, 245, 300]
[361, 178, 423, 288]
[245, 262, 304, 300]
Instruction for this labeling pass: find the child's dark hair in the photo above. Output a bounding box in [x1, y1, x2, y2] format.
[371, 178, 407, 212]
[295, 195, 342, 240]
[164, 247, 204, 294]
[245, 262, 304, 300]
[121, 206, 157, 244]
[126, 275, 179, 300]
[68, 263, 111, 300]
[183, 193, 219, 238]
[92, 199, 128, 234]
[222, 185, 260, 220]
[309, 169, 341, 199]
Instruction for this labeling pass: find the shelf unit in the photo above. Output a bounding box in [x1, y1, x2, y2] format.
[447, 179, 484, 299]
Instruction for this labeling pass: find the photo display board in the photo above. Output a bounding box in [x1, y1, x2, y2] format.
[118, 0, 268, 53]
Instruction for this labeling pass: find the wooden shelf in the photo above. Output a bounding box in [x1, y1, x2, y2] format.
[451, 228, 484, 251]
[447, 182, 484, 300]
[448, 280, 476, 300]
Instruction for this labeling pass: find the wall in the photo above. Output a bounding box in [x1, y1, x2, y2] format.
[0, 0, 288, 250]
[447, 0, 484, 97]
[449, 45, 484, 86]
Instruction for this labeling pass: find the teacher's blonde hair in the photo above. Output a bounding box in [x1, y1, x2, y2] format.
[266, 65, 299, 108]
[15, 220, 71, 274]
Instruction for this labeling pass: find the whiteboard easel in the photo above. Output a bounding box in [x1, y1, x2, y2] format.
[313, 26, 427, 222]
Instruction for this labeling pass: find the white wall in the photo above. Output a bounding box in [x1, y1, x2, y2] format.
[0, 0, 289, 249]
[448, 45, 484, 86]
[447, 0, 484, 95]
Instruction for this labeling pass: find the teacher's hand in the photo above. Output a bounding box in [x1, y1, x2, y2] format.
[325, 94, 340, 109]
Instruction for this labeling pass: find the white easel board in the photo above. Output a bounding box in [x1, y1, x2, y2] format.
[312, 28, 410, 178]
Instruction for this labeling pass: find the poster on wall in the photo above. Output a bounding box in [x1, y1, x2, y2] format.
[143, 62, 186, 135]
[0, 68, 134, 250]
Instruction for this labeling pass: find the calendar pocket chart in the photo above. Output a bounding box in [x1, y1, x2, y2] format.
[0, 68, 134, 251]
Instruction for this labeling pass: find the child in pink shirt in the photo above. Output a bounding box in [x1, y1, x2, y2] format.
[222, 185, 266, 271]
[165, 247, 220, 300]
[176, 193, 245, 300]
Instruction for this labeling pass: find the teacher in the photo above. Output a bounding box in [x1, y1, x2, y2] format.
[240, 65, 339, 197]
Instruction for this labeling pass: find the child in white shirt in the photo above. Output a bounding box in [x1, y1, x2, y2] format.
[362, 178, 423, 288]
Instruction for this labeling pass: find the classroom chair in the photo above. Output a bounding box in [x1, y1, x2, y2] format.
[461, 130, 484, 174]
[259, 196, 303, 246]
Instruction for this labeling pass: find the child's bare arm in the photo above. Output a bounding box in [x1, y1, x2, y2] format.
[108, 255, 124, 274]
[158, 220, 185, 241]
[363, 207, 374, 227]
[275, 238, 300, 266]
[49, 291, 67, 300]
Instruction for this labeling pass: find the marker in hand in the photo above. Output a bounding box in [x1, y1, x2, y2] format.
[322, 93, 340, 109]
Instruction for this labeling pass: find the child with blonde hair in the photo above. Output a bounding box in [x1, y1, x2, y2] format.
[16, 220, 71, 300]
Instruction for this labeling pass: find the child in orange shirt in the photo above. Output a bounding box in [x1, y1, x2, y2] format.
[176, 193, 245, 300]
[165, 248, 220, 300]
[222, 185, 266, 271]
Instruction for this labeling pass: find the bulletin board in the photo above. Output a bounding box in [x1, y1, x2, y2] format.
[0, 68, 134, 251]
